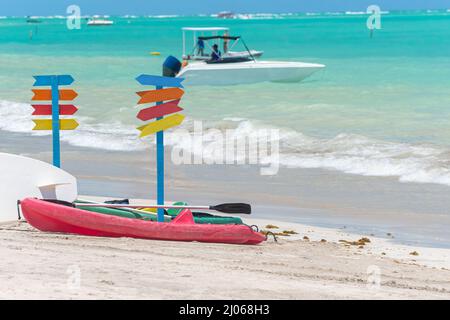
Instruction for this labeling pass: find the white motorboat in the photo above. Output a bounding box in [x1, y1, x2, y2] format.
[87, 18, 114, 26]
[216, 11, 235, 19]
[26, 16, 42, 23]
[177, 60, 325, 86]
[176, 27, 325, 86]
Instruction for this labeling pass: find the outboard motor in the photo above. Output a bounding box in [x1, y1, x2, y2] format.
[163, 56, 182, 77]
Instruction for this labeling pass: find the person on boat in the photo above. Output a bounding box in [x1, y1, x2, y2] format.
[197, 38, 205, 56]
[211, 44, 221, 61]
[223, 31, 229, 53]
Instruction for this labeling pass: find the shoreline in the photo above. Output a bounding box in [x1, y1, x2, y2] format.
[3, 130, 450, 249]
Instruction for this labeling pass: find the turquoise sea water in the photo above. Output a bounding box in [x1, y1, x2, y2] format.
[2, 11, 450, 186]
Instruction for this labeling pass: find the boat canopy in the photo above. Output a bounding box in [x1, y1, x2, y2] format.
[198, 35, 241, 41]
[182, 27, 231, 59]
[181, 27, 259, 63]
[182, 27, 229, 31]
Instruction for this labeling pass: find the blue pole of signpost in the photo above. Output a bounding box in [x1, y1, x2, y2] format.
[156, 85, 165, 222]
[50, 76, 61, 168]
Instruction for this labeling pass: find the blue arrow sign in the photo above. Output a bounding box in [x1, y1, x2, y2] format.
[33, 75, 74, 87]
[135, 74, 184, 88]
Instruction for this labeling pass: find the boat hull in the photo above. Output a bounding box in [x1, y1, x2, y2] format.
[20, 198, 265, 245]
[177, 60, 325, 86]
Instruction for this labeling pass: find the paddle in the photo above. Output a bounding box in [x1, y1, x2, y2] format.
[75, 203, 252, 214]
[76, 198, 172, 222]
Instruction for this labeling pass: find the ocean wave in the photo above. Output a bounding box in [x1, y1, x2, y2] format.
[147, 15, 179, 19]
[233, 13, 284, 20]
[2, 100, 450, 186]
[345, 11, 366, 15]
[165, 118, 450, 187]
[45, 15, 66, 19]
[277, 131, 450, 185]
[325, 10, 389, 16]
[89, 15, 111, 19]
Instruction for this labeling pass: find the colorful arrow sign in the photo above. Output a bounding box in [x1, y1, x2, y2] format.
[33, 75, 74, 87]
[136, 99, 183, 121]
[32, 89, 78, 101]
[32, 104, 78, 116]
[134, 66, 187, 222]
[31, 74, 78, 168]
[136, 74, 184, 88]
[137, 114, 185, 138]
[136, 87, 184, 105]
[32, 119, 79, 131]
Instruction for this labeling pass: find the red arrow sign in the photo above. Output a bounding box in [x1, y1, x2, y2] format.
[137, 99, 183, 121]
[32, 104, 78, 116]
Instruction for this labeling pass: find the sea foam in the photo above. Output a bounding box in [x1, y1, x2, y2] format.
[165, 118, 450, 187]
[2, 100, 450, 186]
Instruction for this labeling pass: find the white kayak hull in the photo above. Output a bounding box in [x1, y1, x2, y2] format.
[177, 60, 325, 86]
[0, 153, 78, 222]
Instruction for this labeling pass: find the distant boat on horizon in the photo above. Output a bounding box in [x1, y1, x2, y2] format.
[87, 16, 114, 26]
[216, 11, 235, 19]
[26, 16, 42, 23]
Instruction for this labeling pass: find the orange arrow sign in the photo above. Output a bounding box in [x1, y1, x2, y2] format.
[32, 119, 79, 130]
[136, 87, 184, 104]
[32, 89, 78, 101]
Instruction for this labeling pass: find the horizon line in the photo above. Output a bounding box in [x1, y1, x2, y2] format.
[3, 8, 450, 18]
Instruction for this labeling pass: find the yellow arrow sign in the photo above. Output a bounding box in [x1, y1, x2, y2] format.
[32, 119, 79, 131]
[137, 114, 185, 138]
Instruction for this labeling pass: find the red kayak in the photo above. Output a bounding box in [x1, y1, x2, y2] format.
[20, 198, 265, 245]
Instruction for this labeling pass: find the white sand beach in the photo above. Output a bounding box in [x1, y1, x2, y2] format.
[1, 195, 450, 299]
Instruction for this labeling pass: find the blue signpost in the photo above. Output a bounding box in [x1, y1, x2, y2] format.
[50, 77, 61, 168]
[135, 74, 185, 222]
[32, 75, 78, 168]
[155, 86, 165, 223]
